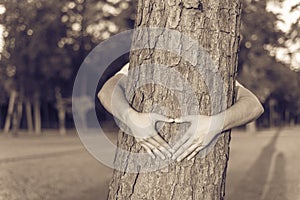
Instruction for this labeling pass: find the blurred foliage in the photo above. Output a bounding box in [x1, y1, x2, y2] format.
[238, 0, 300, 116]
[0, 0, 134, 101]
[288, 3, 300, 71]
[0, 0, 299, 118]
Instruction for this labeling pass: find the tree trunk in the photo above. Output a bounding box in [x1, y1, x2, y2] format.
[55, 88, 66, 135]
[108, 0, 241, 199]
[25, 100, 34, 133]
[34, 93, 42, 134]
[12, 96, 23, 135]
[4, 90, 17, 133]
[57, 102, 66, 135]
[268, 98, 276, 127]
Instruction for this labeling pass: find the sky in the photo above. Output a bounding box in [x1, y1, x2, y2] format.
[0, 5, 5, 52]
[267, 0, 300, 32]
[0, 25, 3, 52]
[267, 0, 300, 70]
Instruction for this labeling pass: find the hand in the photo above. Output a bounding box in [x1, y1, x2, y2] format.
[172, 114, 224, 162]
[124, 109, 174, 160]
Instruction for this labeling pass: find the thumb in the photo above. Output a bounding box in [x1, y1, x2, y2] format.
[151, 113, 174, 123]
[174, 115, 193, 123]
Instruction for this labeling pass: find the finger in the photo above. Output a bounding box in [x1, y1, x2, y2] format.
[174, 117, 184, 123]
[152, 113, 174, 123]
[140, 139, 166, 160]
[172, 138, 193, 159]
[140, 141, 163, 160]
[139, 143, 155, 159]
[176, 144, 198, 162]
[147, 138, 167, 160]
[135, 137, 143, 143]
[187, 145, 204, 161]
[153, 148, 166, 160]
[152, 135, 172, 156]
[172, 133, 190, 152]
[174, 115, 193, 123]
[186, 151, 198, 161]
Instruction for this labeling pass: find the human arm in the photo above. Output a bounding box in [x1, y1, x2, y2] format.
[219, 83, 264, 130]
[172, 83, 264, 161]
[98, 73, 173, 159]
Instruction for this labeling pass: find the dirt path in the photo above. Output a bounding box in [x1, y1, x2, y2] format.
[0, 127, 299, 200]
[0, 132, 113, 200]
[226, 127, 300, 200]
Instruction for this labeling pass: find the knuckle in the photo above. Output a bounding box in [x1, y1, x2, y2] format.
[192, 137, 201, 144]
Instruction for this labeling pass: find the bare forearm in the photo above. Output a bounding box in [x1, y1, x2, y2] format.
[216, 88, 264, 132]
[218, 98, 264, 132]
[98, 75, 135, 124]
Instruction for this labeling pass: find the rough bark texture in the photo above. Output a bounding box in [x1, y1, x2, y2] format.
[25, 100, 34, 133]
[4, 90, 17, 133]
[34, 94, 41, 134]
[108, 0, 241, 199]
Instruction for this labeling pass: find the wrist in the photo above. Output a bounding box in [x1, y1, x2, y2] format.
[121, 107, 138, 125]
[212, 112, 226, 133]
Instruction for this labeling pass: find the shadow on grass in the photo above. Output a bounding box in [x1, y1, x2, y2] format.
[262, 152, 287, 200]
[231, 128, 287, 200]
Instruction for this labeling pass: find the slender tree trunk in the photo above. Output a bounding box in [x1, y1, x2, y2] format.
[4, 90, 17, 133]
[284, 109, 289, 127]
[12, 96, 23, 135]
[55, 88, 66, 135]
[25, 100, 34, 133]
[34, 93, 41, 134]
[108, 0, 241, 199]
[268, 98, 276, 127]
[58, 103, 66, 135]
[290, 115, 295, 126]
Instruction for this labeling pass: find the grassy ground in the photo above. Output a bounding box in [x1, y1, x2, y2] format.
[0, 126, 299, 200]
[226, 127, 300, 200]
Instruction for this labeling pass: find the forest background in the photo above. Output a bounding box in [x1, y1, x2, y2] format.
[0, 0, 299, 134]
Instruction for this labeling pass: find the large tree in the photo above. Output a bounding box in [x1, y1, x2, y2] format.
[108, 0, 241, 199]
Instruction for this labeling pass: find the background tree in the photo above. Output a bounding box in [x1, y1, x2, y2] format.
[1, 0, 299, 131]
[0, 0, 134, 132]
[237, 0, 300, 127]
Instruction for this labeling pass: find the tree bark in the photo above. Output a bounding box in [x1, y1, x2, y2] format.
[58, 105, 67, 135]
[12, 95, 23, 135]
[55, 88, 66, 135]
[34, 93, 42, 134]
[25, 100, 34, 133]
[4, 90, 17, 133]
[108, 0, 241, 199]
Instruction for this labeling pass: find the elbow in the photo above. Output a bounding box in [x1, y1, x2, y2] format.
[97, 75, 125, 106]
[253, 100, 264, 120]
[258, 103, 265, 116]
[97, 87, 106, 105]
